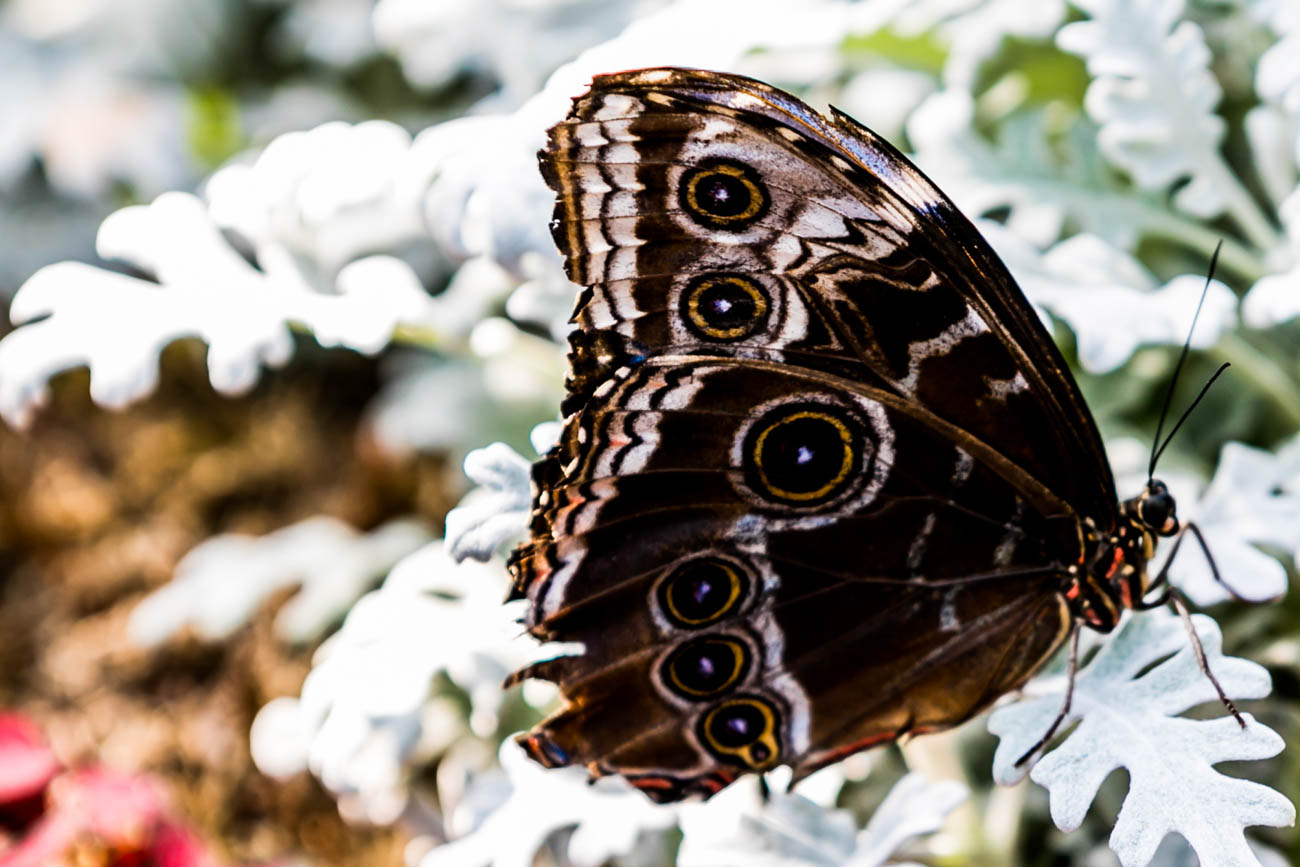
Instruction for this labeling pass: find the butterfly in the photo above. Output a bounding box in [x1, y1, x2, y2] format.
[504, 67, 1238, 803]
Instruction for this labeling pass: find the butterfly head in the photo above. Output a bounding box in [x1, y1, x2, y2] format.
[1131, 479, 1179, 537]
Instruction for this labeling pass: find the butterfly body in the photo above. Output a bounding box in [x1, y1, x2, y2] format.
[507, 67, 1180, 802]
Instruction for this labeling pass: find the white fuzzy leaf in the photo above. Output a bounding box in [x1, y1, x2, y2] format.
[128, 516, 431, 646]
[1058, 0, 1229, 216]
[444, 442, 535, 563]
[989, 610, 1293, 867]
[893, 0, 1065, 89]
[980, 224, 1236, 373]
[676, 773, 965, 867]
[0, 192, 441, 427]
[250, 543, 556, 823]
[205, 119, 431, 275]
[908, 90, 1176, 250]
[422, 740, 677, 867]
[1153, 442, 1299, 605]
[1252, 0, 1300, 115]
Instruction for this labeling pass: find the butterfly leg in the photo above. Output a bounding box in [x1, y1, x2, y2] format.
[1146, 521, 1255, 602]
[1014, 620, 1083, 768]
[1135, 584, 1246, 728]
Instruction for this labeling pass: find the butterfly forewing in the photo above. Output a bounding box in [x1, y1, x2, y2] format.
[511, 67, 1115, 801]
[544, 68, 1115, 517]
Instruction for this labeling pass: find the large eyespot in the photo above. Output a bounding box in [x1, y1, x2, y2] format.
[657, 557, 749, 628]
[698, 696, 781, 770]
[744, 403, 860, 506]
[681, 274, 770, 341]
[663, 636, 752, 699]
[678, 159, 769, 230]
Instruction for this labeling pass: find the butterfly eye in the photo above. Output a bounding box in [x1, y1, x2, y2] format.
[747, 406, 858, 506]
[663, 636, 752, 699]
[681, 274, 770, 341]
[657, 557, 749, 628]
[679, 159, 769, 229]
[698, 696, 781, 770]
[1139, 482, 1178, 536]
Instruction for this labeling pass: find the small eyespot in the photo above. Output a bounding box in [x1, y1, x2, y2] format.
[678, 159, 769, 230]
[681, 274, 770, 341]
[698, 696, 781, 770]
[657, 557, 749, 629]
[744, 404, 860, 506]
[663, 636, 751, 699]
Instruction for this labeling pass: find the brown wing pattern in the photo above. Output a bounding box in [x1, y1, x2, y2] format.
[541, 66, 1115, 517]
[510, 68, 1103, 801]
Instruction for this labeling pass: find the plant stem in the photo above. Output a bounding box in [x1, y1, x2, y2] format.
[1214, 332, 1300, 430]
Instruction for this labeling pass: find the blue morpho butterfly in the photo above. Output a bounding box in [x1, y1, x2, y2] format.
[503, 67, 1242, 802]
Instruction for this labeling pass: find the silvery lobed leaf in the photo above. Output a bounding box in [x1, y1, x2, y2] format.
[0, 192, 439, 427]
[1242, 105, 1297, 210]
[372, 0, 646, 103]
[504, 250, 581, 341]
[205, 119, 432, 277]
[446, 421, 559, 562]
[128, 516, 431, 646]
[676, 773, 965, 867]
[989, 609, 1293, 867]
[892, 0, 1065, 89]
[981, 223, 1236, 373]
[1152, 441, 1299, 605]
[1251, 0, 1300, 115]
[908, 90, 1175, 251]
[1057, 0, 1229, 218]
[1143, 833, 1291, 867]
[444, 442, 534, 563]
[249, 542, 555, 824]
[422, 740, 677, 867]
[273, 0, 378, 68]
[1243, 186, 1300, 327]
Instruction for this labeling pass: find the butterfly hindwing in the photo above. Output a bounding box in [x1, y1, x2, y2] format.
[510, 358, 1073, 798]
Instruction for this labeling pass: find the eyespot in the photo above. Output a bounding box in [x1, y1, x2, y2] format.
[681, 274, 770, 341]
[663, 636, 751, 699]
[678, 159, 769, 230]
[657, 557, 749, 628]
[698, 696, 781, 770]
[744, 403, 860, 506]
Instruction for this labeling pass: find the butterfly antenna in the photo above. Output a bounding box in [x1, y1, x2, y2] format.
[1147, 241, 1223, 483]
[1149, 361, 1231, 475]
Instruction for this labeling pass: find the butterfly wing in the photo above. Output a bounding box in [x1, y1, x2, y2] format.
[511, 67, 1103, 800]
[542, 66, 1116, 518]
[510, 358, 1073, 799]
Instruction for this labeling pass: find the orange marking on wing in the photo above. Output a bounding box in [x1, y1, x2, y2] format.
[1104, 548, 1124, 580]
[630, 776, 674, 790]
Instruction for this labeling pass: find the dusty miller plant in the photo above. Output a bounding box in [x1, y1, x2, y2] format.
[3, 0, 1299, 864]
